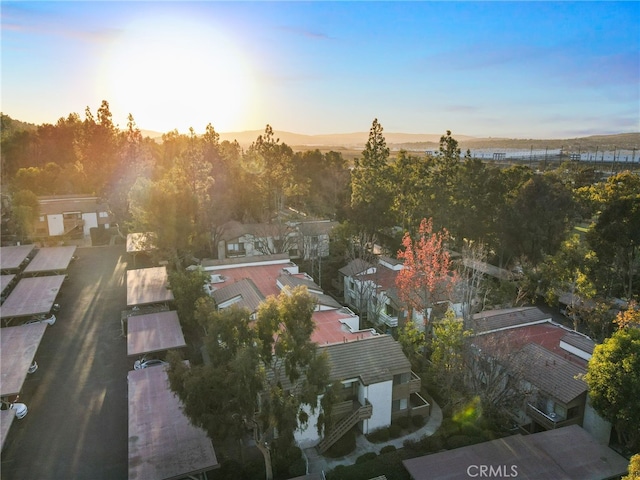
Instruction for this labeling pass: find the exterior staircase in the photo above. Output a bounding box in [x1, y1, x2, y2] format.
[317, 400, 372, 453]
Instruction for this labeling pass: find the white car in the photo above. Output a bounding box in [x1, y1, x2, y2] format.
[134, 358, 169, 370]
[1, 400, 28, 419]
[25, 313, 56, 326]
[28, 361, 38, 374]
[11, 402, 28, 419]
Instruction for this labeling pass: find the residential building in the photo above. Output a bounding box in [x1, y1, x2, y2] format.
[198, 256, 427, 452]
[200, 255, 377, 345]
[468, 307, 610, 444]
[34, 195, 111, 238]
[340, 256, 461, 332]
[215, 220, 337, 261]
[295, 334, 429, 451]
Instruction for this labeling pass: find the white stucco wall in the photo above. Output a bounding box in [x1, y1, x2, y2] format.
[82, 212, 98, 236]
[47, 214, 64, 236]
[294, 402, 322, 449]
[559, 340, 592, 361]
[362, 380, 392, 434]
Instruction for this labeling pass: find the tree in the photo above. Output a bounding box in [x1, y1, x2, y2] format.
[167, 268, 209, 338]
[587, 195, 640, 299]
[350, 118, 393, 234]
[585, 327, 640, 453]
[245, 125, 295, 219]
[396, 218, 457, 333]
[504, 174, 576, 265]
[430, 311, 471, 403]
[168, 286, 330, 480]
[10, 189, 40, 243]
[622, 454, 640, 480]
[614, 302, 640, 330]
[537, 234, 596, 328]
[463, 333, 531, 431]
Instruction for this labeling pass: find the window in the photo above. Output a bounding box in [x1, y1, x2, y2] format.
[392, 398, 408, 412]
[393, 372, 410, 385]
[386, 304, 397, 317]
[226, 242, 245, 256]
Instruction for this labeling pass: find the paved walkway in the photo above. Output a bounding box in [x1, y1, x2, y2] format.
[304, 400, 443, 476]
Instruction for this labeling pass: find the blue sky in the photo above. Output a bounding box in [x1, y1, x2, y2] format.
[2, 1, 638, 138]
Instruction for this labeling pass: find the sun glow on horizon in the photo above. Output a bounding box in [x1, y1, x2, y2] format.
[100, 13, 256, 134]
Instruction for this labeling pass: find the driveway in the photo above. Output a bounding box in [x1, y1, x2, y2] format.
[1, 245, 130, 480]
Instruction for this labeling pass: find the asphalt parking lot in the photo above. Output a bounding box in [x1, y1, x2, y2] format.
[1, 245, 131, 480]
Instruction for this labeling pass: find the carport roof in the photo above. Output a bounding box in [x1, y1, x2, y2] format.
[0, 275, 65, 319]
[22, 246, 76, 274]
[128, 365, 218, 480]
[127, 310, 186, 356]
[1, 274, 16, 295]
[402, 425, 628, 480]
[0, 409, 16, 451]
[1, 323, 47, 396]
[0, 245, 35, 271]
[126, 267, 174, 307]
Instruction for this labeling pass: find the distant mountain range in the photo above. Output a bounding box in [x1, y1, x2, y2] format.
[2, 114, 637, 151]
[141, 129, 639, 152]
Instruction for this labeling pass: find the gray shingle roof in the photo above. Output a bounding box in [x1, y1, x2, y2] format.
[338, 258, 373, 277]
[319, 335, 411, 385]
[278, 273, 320, 292]
[509, 343, 587, 404]
[211, 278, 264, 313]
[471, 307, 551, 334]
[561, 332, 595, 355]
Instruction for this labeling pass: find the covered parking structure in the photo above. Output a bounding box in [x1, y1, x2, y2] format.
[402, 425, 629, 480]
[1, 274, 17, 301]
[126, 266, 174, 308]
[126, 232, 157, 267]
[0, 245, 35, 273]
[128, 365, 218, 480]
[127, 310, 186, 358]
[22, 246, 76, 276]
[1, 323, 48, 449]
[0, 275, 65, 326]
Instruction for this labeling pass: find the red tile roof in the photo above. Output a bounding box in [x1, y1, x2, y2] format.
[311, 309, 376, 346]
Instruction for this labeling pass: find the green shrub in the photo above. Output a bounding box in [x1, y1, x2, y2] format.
[412, 415, 425, 428]
[324, 428, 356, 458]
[380, 445, 397, 455]
[355, 452, 377, 464]
[288, 457, 306, 477]
[397, 416, 411, 429]
[420, 434, 444, 453]
[366, 427, 390, 443]
[388, 424, 402, 438]
[446, 434, 475, 450]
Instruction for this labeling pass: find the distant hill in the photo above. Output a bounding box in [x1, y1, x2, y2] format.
[215, 130, 476, 149]
[4, 113, 638, 152]
[1, 114, 38, 141]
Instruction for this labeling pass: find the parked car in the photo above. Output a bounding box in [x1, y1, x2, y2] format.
[134, 358, 168, 370]
[1, 399, 28, 419]
[25, 313, 56, 326]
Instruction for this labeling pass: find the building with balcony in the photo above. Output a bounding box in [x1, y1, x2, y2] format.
[468, 307, 611, 444]
[296, 334, 430, 451]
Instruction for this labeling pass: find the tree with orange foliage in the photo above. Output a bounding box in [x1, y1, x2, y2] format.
[615, 301, 640, 330]
[396, 218, 457, 333]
